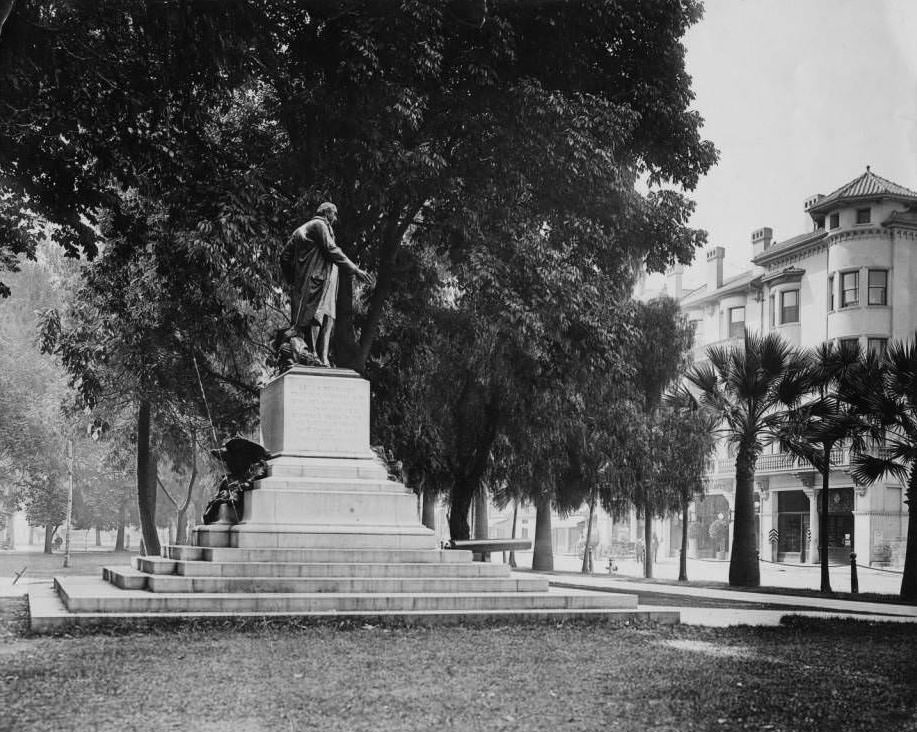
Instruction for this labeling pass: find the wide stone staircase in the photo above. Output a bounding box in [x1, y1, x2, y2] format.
[32, 543, 680, 631]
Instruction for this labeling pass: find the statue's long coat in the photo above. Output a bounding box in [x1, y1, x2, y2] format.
[282, 215, 360, 329]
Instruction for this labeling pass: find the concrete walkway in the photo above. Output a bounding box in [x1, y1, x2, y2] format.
[527, 572, 917, 626]
[516, 552, 904, 595]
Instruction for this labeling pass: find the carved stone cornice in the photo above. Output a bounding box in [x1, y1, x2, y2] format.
[825, 227, 890, 246]
[762, 242, 829, 271]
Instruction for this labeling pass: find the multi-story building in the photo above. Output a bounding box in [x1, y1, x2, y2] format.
[669, 168, 915, 567]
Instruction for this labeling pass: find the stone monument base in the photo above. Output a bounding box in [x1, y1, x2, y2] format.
[192, 366, 435, 550]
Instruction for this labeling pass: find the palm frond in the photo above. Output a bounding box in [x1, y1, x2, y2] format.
[851, 452, 909, 487]
[885, 335, 917, 408]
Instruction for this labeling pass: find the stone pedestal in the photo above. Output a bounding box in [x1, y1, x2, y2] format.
[193, 366, 435, 550]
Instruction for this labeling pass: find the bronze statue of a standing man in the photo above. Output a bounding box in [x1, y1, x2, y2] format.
[282, 202, 374, 367]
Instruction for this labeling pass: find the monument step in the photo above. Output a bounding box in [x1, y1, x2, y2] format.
[264, 456, 389, 480]
[239, 488, 420, 526]
[166, 545, 471, 564]
[106, 568, 548, 595]
[57, 576, 639, 614]
[30, 581, 673, 633]
[252, 476, 410, 493]
[228, 528, 437, 550]
[138, 557, 510, 579]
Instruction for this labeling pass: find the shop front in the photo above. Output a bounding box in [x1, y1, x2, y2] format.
[776, 490, 810, 562]
[818, 487, 855, 563]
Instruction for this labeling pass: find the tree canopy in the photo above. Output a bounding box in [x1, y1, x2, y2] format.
[3, 1, 718, 555]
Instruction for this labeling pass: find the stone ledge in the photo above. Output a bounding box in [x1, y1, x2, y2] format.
[29, 581, 674, 634]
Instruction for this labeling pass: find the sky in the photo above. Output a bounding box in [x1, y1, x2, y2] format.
[677, 0, 917, 286]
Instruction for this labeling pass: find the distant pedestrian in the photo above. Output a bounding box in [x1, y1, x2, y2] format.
[652, 533, 659, 563]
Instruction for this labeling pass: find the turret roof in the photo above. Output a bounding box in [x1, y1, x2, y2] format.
[807, 168, 917, 214]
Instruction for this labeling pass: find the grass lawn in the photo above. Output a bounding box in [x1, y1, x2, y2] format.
[1, 602, 915, 732]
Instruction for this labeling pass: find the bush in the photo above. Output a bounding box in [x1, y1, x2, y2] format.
[708, 518, 729, 550]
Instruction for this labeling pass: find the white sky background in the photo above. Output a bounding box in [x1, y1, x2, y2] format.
[675, 0, 917, 288]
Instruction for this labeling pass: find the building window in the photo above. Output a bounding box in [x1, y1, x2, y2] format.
[829, 212, 840, 229]
[768, 295, 775, 327]
[856, 207, 871, 224]
[728, 307, 746, 338]
[841, 271, 859, 307]
[868, 269, 887, 305]
[780, 290, 799, 324]
[828, 274, 834, 311]
[867, 338, 888, 357]
[840, 338, 859, 355]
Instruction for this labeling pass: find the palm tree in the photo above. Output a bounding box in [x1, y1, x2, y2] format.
[778, 342, 869, 593]
[846, 337, 917, 602]
[686, 331, 809, 587]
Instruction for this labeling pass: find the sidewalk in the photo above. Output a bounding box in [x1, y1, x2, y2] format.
[515, 553, 916, 626]
[514, 552, 904, 595]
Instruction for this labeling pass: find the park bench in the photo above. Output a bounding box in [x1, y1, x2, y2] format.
[446, 538, 532, 562]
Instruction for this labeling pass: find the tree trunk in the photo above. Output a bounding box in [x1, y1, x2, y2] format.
[448, 480, 474, 541]
[136, 400, 161, 557]
[43, 525, 55, 554]
[473, 487, 488, 540]
[114, 501, 126, 551]
[729, 446, 760, 587]
[332, 273, 361, 370]
[679, 500, 689, 582]
[508, 502, 518, 569]
[643, 510, 653, 579]
[581, 489, 596, 574]
[175, 506, 189, 545]
[819, 447, 832, 593]
[5, 512, 14, 550]
[421, 485, 436, 532]
[900, 466, 917, 602]
[532, 496, 554, 571]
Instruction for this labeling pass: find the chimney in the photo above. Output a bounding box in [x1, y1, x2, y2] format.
[751, 227, 773, 258]
[665, 264, 684, 300]
[805, 194, 825, 230]
[706, 246, 725, 290]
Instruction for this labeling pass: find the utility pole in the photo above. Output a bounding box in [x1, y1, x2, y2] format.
[64, 438, 73, 568]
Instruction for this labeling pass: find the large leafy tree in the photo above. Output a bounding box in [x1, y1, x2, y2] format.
[9, 5, 278, 555]
[0, 0, 263, 295]
[0, 248, 79, 552]
[661, 390, 717, 582]
[7, 2, 717, 556]
[245, 1, 716, 370]
[848, 337, 917, 601]
[623, 297, 695, 578]
[687, 332, 809, 587]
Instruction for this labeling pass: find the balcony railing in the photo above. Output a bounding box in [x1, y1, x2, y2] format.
[706, 445, 894, 478]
